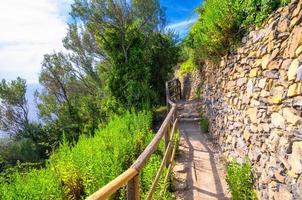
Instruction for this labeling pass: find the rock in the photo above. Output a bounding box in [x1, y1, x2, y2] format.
[297, 175, 302, 198]
[262, 123, 270, 132]
[271, 113, 285, 128]
[288, 59, 300, 81]
[265, 70, 280, 79]
[273, 185, 293, 200]
[267, 131, 280, 151]
[278, 18, 289, 32]
[288, 142, 302, 174]
[242, 94, 251, 104]
[252, 147, 262, 162]
[250, 124, 258, 132]
[174, 164, 186, 173]
[268, 60, 282, 70]
[237, 77, 247, 87]
[293, 96, 302, 107]
[266, 79, 274, 90]
[247, 80, 254, 94]
[247, 107, 258, 123]
[281, 59, 292, 70]
[262, 54, 271, 69]
[258, 78, 267, 89]
[287, 83, 302, 97]
[272, 86, 285, 97]
[296, 46, 302, 57]
[172, 176, 187, 191]
[282, 107, 302, 125]
[243, 129, 251, 141]
[269, 96, 283, 104]
[297, 66, 302, 81]
[284, 26, 302, 58]
[260, 90, 270, 98]
[249, 68, 259, 78]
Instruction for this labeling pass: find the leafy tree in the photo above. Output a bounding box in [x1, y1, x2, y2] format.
[0, 78, 29, 136]
[70, 0, 179, 108]
[36, 0, 179, 143]
[0, 78, 58, 167]
[37, 53, 105, 141]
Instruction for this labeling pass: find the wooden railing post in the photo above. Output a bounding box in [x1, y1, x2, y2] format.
[164, 126, 171, 168]
[127, 175, 140, 200]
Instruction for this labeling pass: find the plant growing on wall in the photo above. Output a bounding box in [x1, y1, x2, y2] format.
[226, 159, 257, 200]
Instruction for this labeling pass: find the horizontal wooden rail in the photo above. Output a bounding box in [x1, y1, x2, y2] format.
[131, 104, 176, 170]
[146, 118, 178, 200]
[86, 79, 181, 200]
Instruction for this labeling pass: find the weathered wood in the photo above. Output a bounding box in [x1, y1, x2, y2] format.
[127, 175, 140, 200]
[159, 143, 177, 200]
[131, 104, 176, 170]
[146, 119, 178, 200]
[164, 127, 170, 167]
[86, 168, 138, 200]
[146, 142, 172, 200]
[166, 79, 181, 104]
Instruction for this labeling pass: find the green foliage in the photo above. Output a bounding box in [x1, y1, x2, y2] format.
[69, 0, 179, 109]
[226, 159, 257, 200]
[0, 168, 63, 200]
[199, 113, 209, 133]
[0, 111, 173, 199]
[180, 56, 197, 75]
[0, 77, 29, 135]
[195, 87, 202, 99]
[187, 0, 290, 61]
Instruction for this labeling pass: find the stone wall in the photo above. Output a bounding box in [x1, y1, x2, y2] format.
[198, 1, 302, 199]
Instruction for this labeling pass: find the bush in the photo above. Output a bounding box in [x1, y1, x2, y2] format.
[0, 168, 63, 200]
[186, 0, 291, 61]
[199, 113, 209, 133]
[226, 159, 257, 200]
[180, 57, 197, 75]
[0, 111, 173, 199]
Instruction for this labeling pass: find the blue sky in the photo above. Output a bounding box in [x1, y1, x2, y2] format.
[0, 0, 202, 84]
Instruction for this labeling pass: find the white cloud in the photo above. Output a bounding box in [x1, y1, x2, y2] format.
[166, 18, 197, 37]
[0, 0, 72, 83]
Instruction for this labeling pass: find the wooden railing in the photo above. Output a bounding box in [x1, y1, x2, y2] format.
[165, 79, 181, 109]
[87, 79, 181, 200]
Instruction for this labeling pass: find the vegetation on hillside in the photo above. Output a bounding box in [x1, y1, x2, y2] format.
[0, 0, 179, 171]
[0, 112, 172, 199]
[182, 0, 290, 68]
[0, 0, 179, 199]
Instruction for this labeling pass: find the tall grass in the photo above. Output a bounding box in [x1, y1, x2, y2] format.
[186, 0, 291, 62]
[0, 111, 172, 199]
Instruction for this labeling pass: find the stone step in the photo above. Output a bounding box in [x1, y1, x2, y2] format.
[179, 117, 201, 122]
[179, 113, 200, 118]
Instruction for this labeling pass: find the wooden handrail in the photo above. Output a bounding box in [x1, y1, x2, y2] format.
[86, 79, 181, 200]
[131, 104, 176, 170]
[87, 168, 138, 200]
[146, 118, 178, 200]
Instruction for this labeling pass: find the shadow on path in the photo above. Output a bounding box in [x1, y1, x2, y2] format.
[173, 121, 229, 200]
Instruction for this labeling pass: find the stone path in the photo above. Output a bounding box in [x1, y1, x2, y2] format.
[172, 101, 230, 200]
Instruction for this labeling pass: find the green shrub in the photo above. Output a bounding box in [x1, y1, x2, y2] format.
[199, 113, 209, 133]
[0, 168, 63, 200]
[195, 87, 202, 99]
[226, 159, 257, 200]
[0, 111, 173, 199]
[180, 57, 197, 75]
[186, 0, 291, 61]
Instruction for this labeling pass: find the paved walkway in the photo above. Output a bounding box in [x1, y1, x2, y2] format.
[173, 101, 230, 200]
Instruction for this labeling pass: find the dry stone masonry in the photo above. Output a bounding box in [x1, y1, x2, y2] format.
[193, 1, 302, 199]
